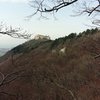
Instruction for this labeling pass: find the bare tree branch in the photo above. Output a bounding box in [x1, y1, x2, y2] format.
[0, 69, 24, 100]
[0, 50, 25, 100]
[0, 70, 24, 86]
[94, 53, 100, 59]
[48, 67, 77, 100]
[0, 91, 23, 100]
[29, 0, 100, 26]
[29, 0, 78, 18]
[0, 91, 16, 97]
[79, 0, 100, 16]
[53, 81, 77, 100]
[0, 24, 31, 39]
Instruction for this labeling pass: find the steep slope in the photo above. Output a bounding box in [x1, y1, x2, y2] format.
[0, 29, 100, 100]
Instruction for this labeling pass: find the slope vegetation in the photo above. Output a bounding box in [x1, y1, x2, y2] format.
[0, 28, 100, 100]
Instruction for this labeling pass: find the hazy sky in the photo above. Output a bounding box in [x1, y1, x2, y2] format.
[0, 0, 92, 48]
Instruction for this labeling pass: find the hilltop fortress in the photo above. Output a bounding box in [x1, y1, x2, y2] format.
[34, 34, 51, 40]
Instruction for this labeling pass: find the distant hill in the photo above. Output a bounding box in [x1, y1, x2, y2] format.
[0, 48, 9, 57]
[0, 28, 100, 100]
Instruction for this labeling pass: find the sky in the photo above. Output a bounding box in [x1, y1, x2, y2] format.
[0, 0, 92, 48]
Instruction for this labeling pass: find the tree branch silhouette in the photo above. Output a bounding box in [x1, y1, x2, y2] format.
[0, 24, 31, 39]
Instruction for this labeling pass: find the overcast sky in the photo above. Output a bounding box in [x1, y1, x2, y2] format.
[0, 0, 27, 3]
[0, 0, 92, 48]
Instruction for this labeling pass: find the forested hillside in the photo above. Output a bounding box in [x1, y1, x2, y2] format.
[0, 28, 100, 100]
